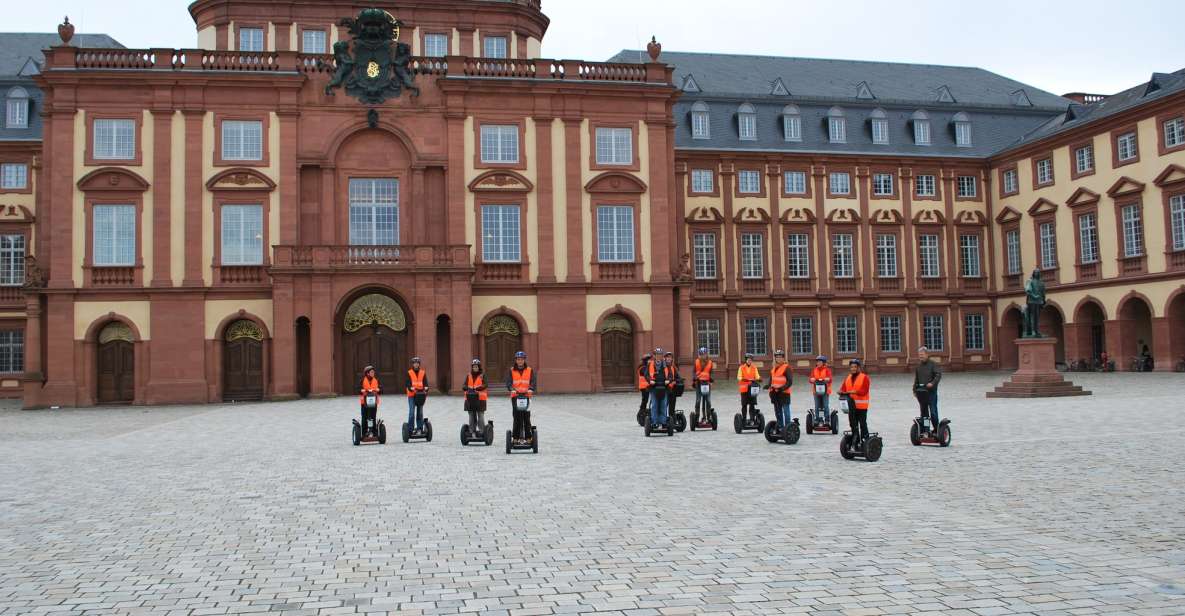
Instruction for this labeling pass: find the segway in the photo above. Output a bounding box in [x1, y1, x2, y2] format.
[459, 390, 495, 447]
[401, 391, 433, 443]
[505, 395, 538, 454]
[837, 393, 882, 462]
[670, 377, 688, 433]
[352, 392, 387, 446]
[804, 381, 839, 435]
[910, 388, 951, 447]
[733, 383, 765, 433]
[689, 381, 718, 431]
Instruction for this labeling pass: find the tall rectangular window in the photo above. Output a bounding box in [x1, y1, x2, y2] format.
[955, 121, 972, 146]
[0, 235, 25, 286]
[238, 27, 264, 52]
[828, 117, 846, 143]
[1005, 229, 1021, 275]
[423, 33, 449, 57]
[0, 330, 23, 374]
[784, 171, 806, 195]
[481, 204, 521, 263]
[738, 170, 761, 194]
[220, 204, 263, 265]
[915, 174, 936, 197]
[348, 178, 399, 246]
[783, 115, 801, 141]
[919, 234, 940, 278]
[738, 113, 756, 140]
[1039, 222, 1057, 269]
[786, 233, 809, 279]
[964, 314, 985, 351]
[595, 127, 632, 165]
[221, 120, 263, 161]
[696, 318, 721, 356]
[1166, 117, 1185, 148]
[875, 234, 897, 278]
[829, 172, 850, 195]
[791, 317, 814, 355]
[0, 163, 27, 190]
[596, 205, 634, 262]
[93, 119, 135, 160]
[957, 175, 977, 198]
[744, 317, 768, 357]
[959, 234, 981, 277]
[832, 233, 854, 278]
[923, 314, 945, 351]
[914, 120, 931, 145]
[836, 315, 858, 354]
[1078, 213, 1099, 264]
[6, 98, 27, 129]
[1075, 144, 1094, 173]
[740, 233, 764, 279]
[92, 204, 136, 266]
[301, 29, 326, 54]
[483, 36, 507, 58]
[1003, 169, 1018, 194]
[691, 110, 710, 139]
[692, 232, 716, 279]
[691, 169, 714, 193]
[871, 118, 889, 144]
[1036, 158, 1053, 184]
[1122, 204, 1144, 257]
[1172, 195, 1185, 251]
[480, 125, 519, 164]
[1116, 131, 1138, 161]
[879, 315, 901, 353]
[872, 173, 894, 196]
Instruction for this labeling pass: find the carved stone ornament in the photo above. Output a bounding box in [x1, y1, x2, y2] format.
[484, 315, 520, 337]
[225, 319, 264, 342]
[98, 322, 134, 344]
[22, 255, 46, 289]
[325, 8, 420, 104]
[343, 293, 407, 333]
[601, 314, 633, 334]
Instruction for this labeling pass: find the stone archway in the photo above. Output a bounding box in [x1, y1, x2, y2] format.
[1167, 292, 1185, 369]
[998, 306, 1024, 370]
[337, 292, 411, 394]
[96, 322, 135, 404]
[222, 319, 265, 401]
[1073, 300, 1107, 365]
[1118, 295, 1155, 371]
[1039, 305, 1066, 366]
[482, 314, 522, 385]
[599, 313, 636, 389]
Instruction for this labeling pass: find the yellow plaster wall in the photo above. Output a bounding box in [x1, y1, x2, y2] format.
[451, 28, 460, 56]
[197, 26, 215, 50]
[411, 27, 420, 56]
[169, 112, 185, 286]
[586, 294, 652, 332]
[203, 299, 275, 339]
[74, 301, 151, 340]
[227, 21, 236, 51]
[526, 37, 541, 59]
[997, 281, 1184, 325]
[580, 119, 653, 282]
[462, 116, 476, 262]
[472, 295, 538, 333]
[551, 119, 568, 281]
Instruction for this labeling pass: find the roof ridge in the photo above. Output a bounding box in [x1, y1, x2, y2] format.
[614, 48, 998, 73]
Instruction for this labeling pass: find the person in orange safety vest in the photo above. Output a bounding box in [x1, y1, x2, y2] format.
[464, 358, 488, 433]
[838, 359, 872, 445]
[506, 351, 537, 443]
[693, 347, 714, 417]
[637, 353, 653, 419]
[405, 357, 429, 434]
[737, 353, 762, 422]
[808, 354, 833, 424]
[359, 365, 381, 436]
[768, 349, 793, 432]
[647, 348, 675, 428]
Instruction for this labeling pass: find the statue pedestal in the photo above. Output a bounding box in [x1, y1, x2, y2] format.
[987, 337, 1091, 398]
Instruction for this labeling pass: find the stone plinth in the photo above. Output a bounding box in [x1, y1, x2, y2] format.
[987, 337, 1091, 398]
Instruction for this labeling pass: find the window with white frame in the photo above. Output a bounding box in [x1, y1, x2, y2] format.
[220, 204, 263, 265]
[879, 315, 901, 353]
[871, 118, 889, 144]
[914, 119, 931, 144]
[0, 235, 24, 286]
[1078, 213, 1099, 264]
[875, 234, 897, 278]
[740, 233, 764, 279]
[1122, 203, 1144, 257]
[955, 120, 972, 146]
[791, 316, 813, 355]
[691, 105, 711, 139]
[923, 314, 945, 351]
[959, 234, 981, 277]
[1075, 144, 1094, 173]
[92, 204, 136, 266]
[0, 330, 22, 374]
[744, 317, 768, 356]
[348, 178, 399, 245]
[1039, 222, 1057, 269]
[692, 232, 717, 279]
[957, 175, 977, 198]
[595, 127, 632, 165]
[737, 104, 757, 140]
[1172, 195, 1185, 251]
[872, 173, 894, 196]
[221, 120, 263, 161]
[1166, 117, 1185, 148]
[1005, 229, 1021, 275]
[832, 233, 854, 278]
[919, 234, 940, 278]
[696, 318, 721, 356]
[964, 314, 985, 351]
[828, 116, 846, 143]
[1003, 168, 1018, 194]
[783, 111, 801, 141]
[423, 33, 449, 57]
[238, 27, 264, 52]
[784, 171, 806, 195]
[301, 29, 326, 53]
[0, 163, 27, 190]
[596, 205, 634, 262]
[1036, 158, 1053, 184]
[481, 204, 521, 263]
[93, 118, 135, 160]
[483, 36, 507, 58]
[738, 170, 761, 194]
[786, 233, 809, 278]
[480, 125, 519, 164]
[5, 87, 28, 129]
[691, 169, 714, 193]
[829, 172, 850, 195]
[836, 315, 858, 354]
[1116, 131, 1138, 161]
[915, 174, 936, 197]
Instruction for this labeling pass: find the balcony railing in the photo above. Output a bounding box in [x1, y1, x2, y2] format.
[1004, 273, 1021, 290]
[785, 277, 812, 293]
[693, 279, 720, 295]
[919, 277, 945, 291]
[1076, 262, 1100, 281]
[833, 277, 859, 292]
[1171, 250, 1185, 270]
[876, 277, 900, 292]
[0, 285, 23, 306]
[272, 245, 471, 270]
[961, 277, 985, 291]
[740, 278, 767, 294]
[596, 262, 639, 282]
[1120, 255, 1146, 275]
[90, 266, 136, 287]
[218, 265, 268, 285]
[478, 262, 525, 282]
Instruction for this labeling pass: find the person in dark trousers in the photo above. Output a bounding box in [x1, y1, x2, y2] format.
[506, 351, 536, 444]
[637, 353, 652, 418]
[664, 350, 682, 420]
[808, 355, 832, 423]
[768, 349, 792, 432]
[839, 359, 871, 446]
[692, 347, 714, 416]
[737, 353, 761, 423]
[405, 357, 429, 434]
[647, 347, 674, 428]
[913, 346, 941, 431]
[464, 358, 488, 432]
[359, 365, 381, 436]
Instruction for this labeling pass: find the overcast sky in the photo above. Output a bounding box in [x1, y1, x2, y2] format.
[7, 0, 1181, 96]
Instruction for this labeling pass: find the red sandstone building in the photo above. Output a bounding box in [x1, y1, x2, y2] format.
[1, 0, 1183, 407]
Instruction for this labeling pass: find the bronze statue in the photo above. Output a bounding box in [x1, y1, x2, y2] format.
[324, 8, 419, 105]
[324, 41, 356, 97]
[1022, 269, 1046, 338]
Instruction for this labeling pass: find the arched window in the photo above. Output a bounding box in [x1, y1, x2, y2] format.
[912, 109, 931, 145]
[827, 106, 846, 143]
[5, 87, 29, 129]
[737, 103, 757, 141]
[690, 101, 710, 140]
[952, 111, 972, 147]
[869, 108, 889, 144]
[782, 104, 801, 142]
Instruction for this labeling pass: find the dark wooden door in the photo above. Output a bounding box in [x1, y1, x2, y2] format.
[223, 338, 264, 401]
[484, 332, 519, 388]
[342, 325, 407, 395]
[97, 340, 134, 404]
[600, 330, 634, 388]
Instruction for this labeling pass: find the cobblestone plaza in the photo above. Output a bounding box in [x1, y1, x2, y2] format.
[2, 372, 1184, 615]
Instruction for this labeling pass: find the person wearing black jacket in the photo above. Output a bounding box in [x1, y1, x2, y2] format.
[913, 346, 942, 430]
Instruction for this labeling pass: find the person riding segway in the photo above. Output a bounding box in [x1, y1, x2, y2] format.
[461, 359, 495, 446]
[505, 351, 538, 453]
[664, 351, 688, 432]
[911, 346, 951, 447]
[690, 347, 718, 430]
[635, 353, 652, 427]
[806, 355, 838, 434]
[764, 350, 800, 444]
[733, 354, 765, 433]
[402, 357, 433, 442]
[352, 365, 387, 445]
[838, 359, 882, 461]
[644, 348, 676, 437]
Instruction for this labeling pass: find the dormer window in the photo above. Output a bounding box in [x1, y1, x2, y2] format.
[952, 112, 972, 147]
[5, 87, 28, 129]
[869, 108, 888, 144]
[782, 104, 801, 142]
[690, 101, 710, 140]
[737, 103, 757, 141]
[827, 107, 846, 143]
[912, 110, 931, 145]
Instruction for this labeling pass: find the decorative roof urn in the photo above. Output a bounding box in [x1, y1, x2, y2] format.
[646, 36, 661, 62]
[58, 16, 75, 45]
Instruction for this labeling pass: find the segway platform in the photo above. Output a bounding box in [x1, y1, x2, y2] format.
[505, 427, 539, 453]
[461, 421, 495, 446]
[805, 409, 840, 435]
[840, 431, 883, 461]
[733, 410, 765, 434]
[351, 418, 387, 446]
[402, 419, 433, 443]
[643, 414, 675, 437]
[690, 408, 718, 430]
[764, 417, 801, 444]
[910, 417, 951, 447]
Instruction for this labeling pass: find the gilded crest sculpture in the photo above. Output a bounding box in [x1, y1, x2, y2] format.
[325, 8, 419, 104]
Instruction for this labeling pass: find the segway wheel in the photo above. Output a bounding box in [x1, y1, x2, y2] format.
[644, 416, 652, 437]
[666, 419, 674, 437]
[733, 413, 743, 434]
[710, 409, 718, 431]
[401, 422, 410, 443]
[938, 422, 951, 448]
[531, 427, 538, 453]
[674, 412, 687, 433]
[690, 411, 698, 431]
[764, 420, 779, 443]
[831, 412, 839, 434]
[787, 421, 801, 445]
[485, 421, 495, 446]
[424, 420, 433, 442]
[460, 424, 471, 446]
[377, 422, 387, 444]
[805, 413, 814, 434]
[909, 422, 921, 446]
[636, 408, 646, 427]
[755, 412, 765, 431]
[840, 433, 856, 460]
[505, 430, 512, 454]
[865, 436, 883, 462]
[352, 423, 361, 446]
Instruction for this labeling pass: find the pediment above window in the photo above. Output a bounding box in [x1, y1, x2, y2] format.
[685, 206, 723, 224]
[206, 168, 276, 192]
[869, 208, 903, 225]
[585, 171, 647, 194]
[77, 167, 150, 192]
[468, 170, 534, 193]
[778, 206, 815, 225]
[825, 207, 860, 224]
[0, 204, 33, 223]
[1153, 163, 1185, 188]
[1065, 187, 1100, 208]
[995, 206, 1022, 224]
[913, 208, 946, 225]
[1106, 176, 1145, 198]
[732, 206, 770, 224]
[1027, 197, 1058, 217]
[953, 209, 987, 226]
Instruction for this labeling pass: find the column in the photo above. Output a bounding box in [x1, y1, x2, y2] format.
[182, 110, 205, 286]
[271, 277, 297, 398]
[534, 116, 556, 282]
[150, 109, 173, 287]
[563, 118, 585, 283]
[309, 275, 334, 395]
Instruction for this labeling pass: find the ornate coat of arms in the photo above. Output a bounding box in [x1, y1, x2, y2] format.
[325, 8, 420, 105]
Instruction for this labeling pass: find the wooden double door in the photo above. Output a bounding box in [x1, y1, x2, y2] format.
[97, 340, 134, 404]
[223, 338, 264, 401]
[600, 330, 635, 388]
[484, 331, 520, 387]
[342, 324, 408, 395]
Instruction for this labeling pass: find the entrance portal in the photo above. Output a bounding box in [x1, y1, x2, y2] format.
[96, 322, 135, 404]
[600, 314, 635, 388]
[339, 293, 410, 394]
[223, 320, 264, 401]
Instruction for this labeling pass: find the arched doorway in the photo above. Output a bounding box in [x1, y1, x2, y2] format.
[599, 313, 635, 388]
[96, 322, 135, 404]
[295, 317, 311, 398]
[223, 319, 265, 401]
[1119, 296, 1154, 371]
[483, 315, 521, 385]
[1168, 292, 1185, 368]
[339, 293, 410, 394]
[1074, 301, 1107, 364]
[1039, 305, 1066, 365]
[998, 307, 1024, 370]
[435, 315, 451, 392]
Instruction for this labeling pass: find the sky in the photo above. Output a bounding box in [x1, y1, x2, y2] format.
[6, 0, 1182, 96]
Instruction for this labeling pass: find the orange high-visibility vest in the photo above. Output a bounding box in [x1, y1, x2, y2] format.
[637, 364, 649, 391]
[466, 373, 488, 401]
[737, 363, 759, 392]
[648, 360, 675, 387]
[359, 375, 380, 405]
[810, 366, 833, 395]
[694, 358, 714, 381]
[406, 369, 426, 397]
[770, 363, 790, 392]
[841, 372, 870, 410]
[511, 366, 533, 397]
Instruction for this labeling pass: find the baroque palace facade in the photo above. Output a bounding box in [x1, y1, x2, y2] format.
[0, 0, 1182, 407]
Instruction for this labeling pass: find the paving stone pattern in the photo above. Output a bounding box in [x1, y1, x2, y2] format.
[2, 371, 1184, 615]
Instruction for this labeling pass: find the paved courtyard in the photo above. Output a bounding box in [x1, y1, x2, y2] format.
[2, 371, 1185, 616]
